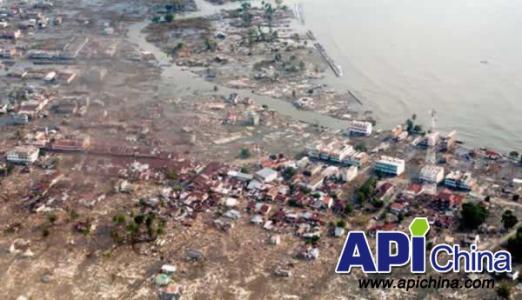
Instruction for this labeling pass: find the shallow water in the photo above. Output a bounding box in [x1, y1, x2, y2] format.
[301, 0, 522, 151]
[126, 20, 350, 131]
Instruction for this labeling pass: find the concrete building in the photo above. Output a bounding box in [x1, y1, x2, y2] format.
[0, 103, 8, 114]
[306, 174, 326, 191]
[247, 111, 260, 126]
[374, 156, 405, 176]
[347, 120, 373, 136]
[342, 151, 368, 167]
[419, 165, 445, 183]
[0, 113, 29, 125]
[0, 29, 21, 40]
[419, 132, 440, 147]
[254, 168, 278, 183]
[0, 47, 16, 58]
[7, 145, 39, 164]
[294, 97, 314, 110]
[306, 141, 368, 167]
[227, 170, 253, 182]
[441, 130, 457, 150]
[340, 166, 358, 182]
[444, 171, 475, 191]
[307, 141, 351, 161]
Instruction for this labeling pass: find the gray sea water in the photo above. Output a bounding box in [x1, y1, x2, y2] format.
[301, 0, 522, 152]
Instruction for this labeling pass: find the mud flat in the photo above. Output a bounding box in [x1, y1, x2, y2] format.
[126, 21, 351, 131]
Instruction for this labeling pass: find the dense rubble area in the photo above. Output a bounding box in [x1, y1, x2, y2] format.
[0, 0, 522, 299]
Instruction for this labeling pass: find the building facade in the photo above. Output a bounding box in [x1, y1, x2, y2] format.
[444, 171, 475, 191]
[348, 120, 373, 136]
[419, 165, 445, 183]
[7, 145, 39, 164]
[374, 156, 405, 176]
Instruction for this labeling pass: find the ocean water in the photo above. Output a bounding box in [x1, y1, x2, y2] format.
[301, 0, 522, 152]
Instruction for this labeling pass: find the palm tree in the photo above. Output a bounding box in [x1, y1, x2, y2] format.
[171, 0, 184, 12]
[247, 27, 258, 46]
[502, 210, 518, 230]
[261, 1, 275, 33]
[239, 0, 252, 26]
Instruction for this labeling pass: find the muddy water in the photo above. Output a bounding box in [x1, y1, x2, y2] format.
[301, 0, 522, 151]
[125, 4, 350, 131]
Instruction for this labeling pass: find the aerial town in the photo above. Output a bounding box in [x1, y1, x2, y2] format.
[0, 0, 522, 299]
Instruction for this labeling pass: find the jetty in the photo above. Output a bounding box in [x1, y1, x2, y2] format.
[347, 90, 363, 105]
[314, 42, 343, 77]
[294, 3, 305, 25]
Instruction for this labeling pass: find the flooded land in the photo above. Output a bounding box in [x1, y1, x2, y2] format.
[0, 0, 522, 299]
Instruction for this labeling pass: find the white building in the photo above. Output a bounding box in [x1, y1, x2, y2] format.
[255, 168, 278, 183]
[0, 103, 8, 114]
[294, 97, 314, 109]
[6, 145, 39, 164]
[419, 165, 445, 183]
[444, 170, 475, 191]
[374, 156, 405, 176]
[348, 120, 373, 136]
[247, 111, 260, 126]
[340, 166, 358, 182]
[306, 141, 368, 167]
[420, 132, 440, 147]
[322, 166, 339, 178]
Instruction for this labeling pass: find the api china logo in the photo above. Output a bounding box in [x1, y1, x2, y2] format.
[336, 217, 512, 274]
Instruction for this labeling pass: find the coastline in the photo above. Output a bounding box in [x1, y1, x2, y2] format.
[139, 0, 517, 156]
[297, 0, 522, 153]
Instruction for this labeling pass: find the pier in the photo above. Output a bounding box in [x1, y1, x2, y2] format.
[294, 3, 305, 25]
[314, 42, 343, 77]
[347, 90, 363, 105]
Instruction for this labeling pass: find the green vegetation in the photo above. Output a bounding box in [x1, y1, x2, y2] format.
[261, 1, 275, 32]
[74, 219, 92, 235]
[41, 227, 50, 237]
[170, 0, 185, 12]
[288, 198, 304, 208]
[405, 114, 424, 134]
[509, 151, 519, 160]
[305, 235, 320, 245]
[111, 211, 165, 245]
[299, 60, 306, 71]
[507, 226, 522, 262]
[336, 220, 346, 228]
[344, 203, 353, 215]
[172, 42, 185, 54]
[502, 210, 518, 230]
[497, 282, 512, 299]
[113, 213, 126, 225]
[46, 212, 57, 225]
[246, 27, 258, 46]
[282, 167, 296, 180]
[239, 0, 253, 26]
[275, 0, 285, 9]
[165, 168, 178, 181]
[371, 199, 384, 208]
[68, 209, 79, 221]
[460, 202, 488, 230]
[165, 14, 174, 23]
[356, 177, 377, 203]
[239, 148, 251, 159]
[354, 142, 367, 152]
[204, 38, 217, 51]
[1, 163, 14, 176]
